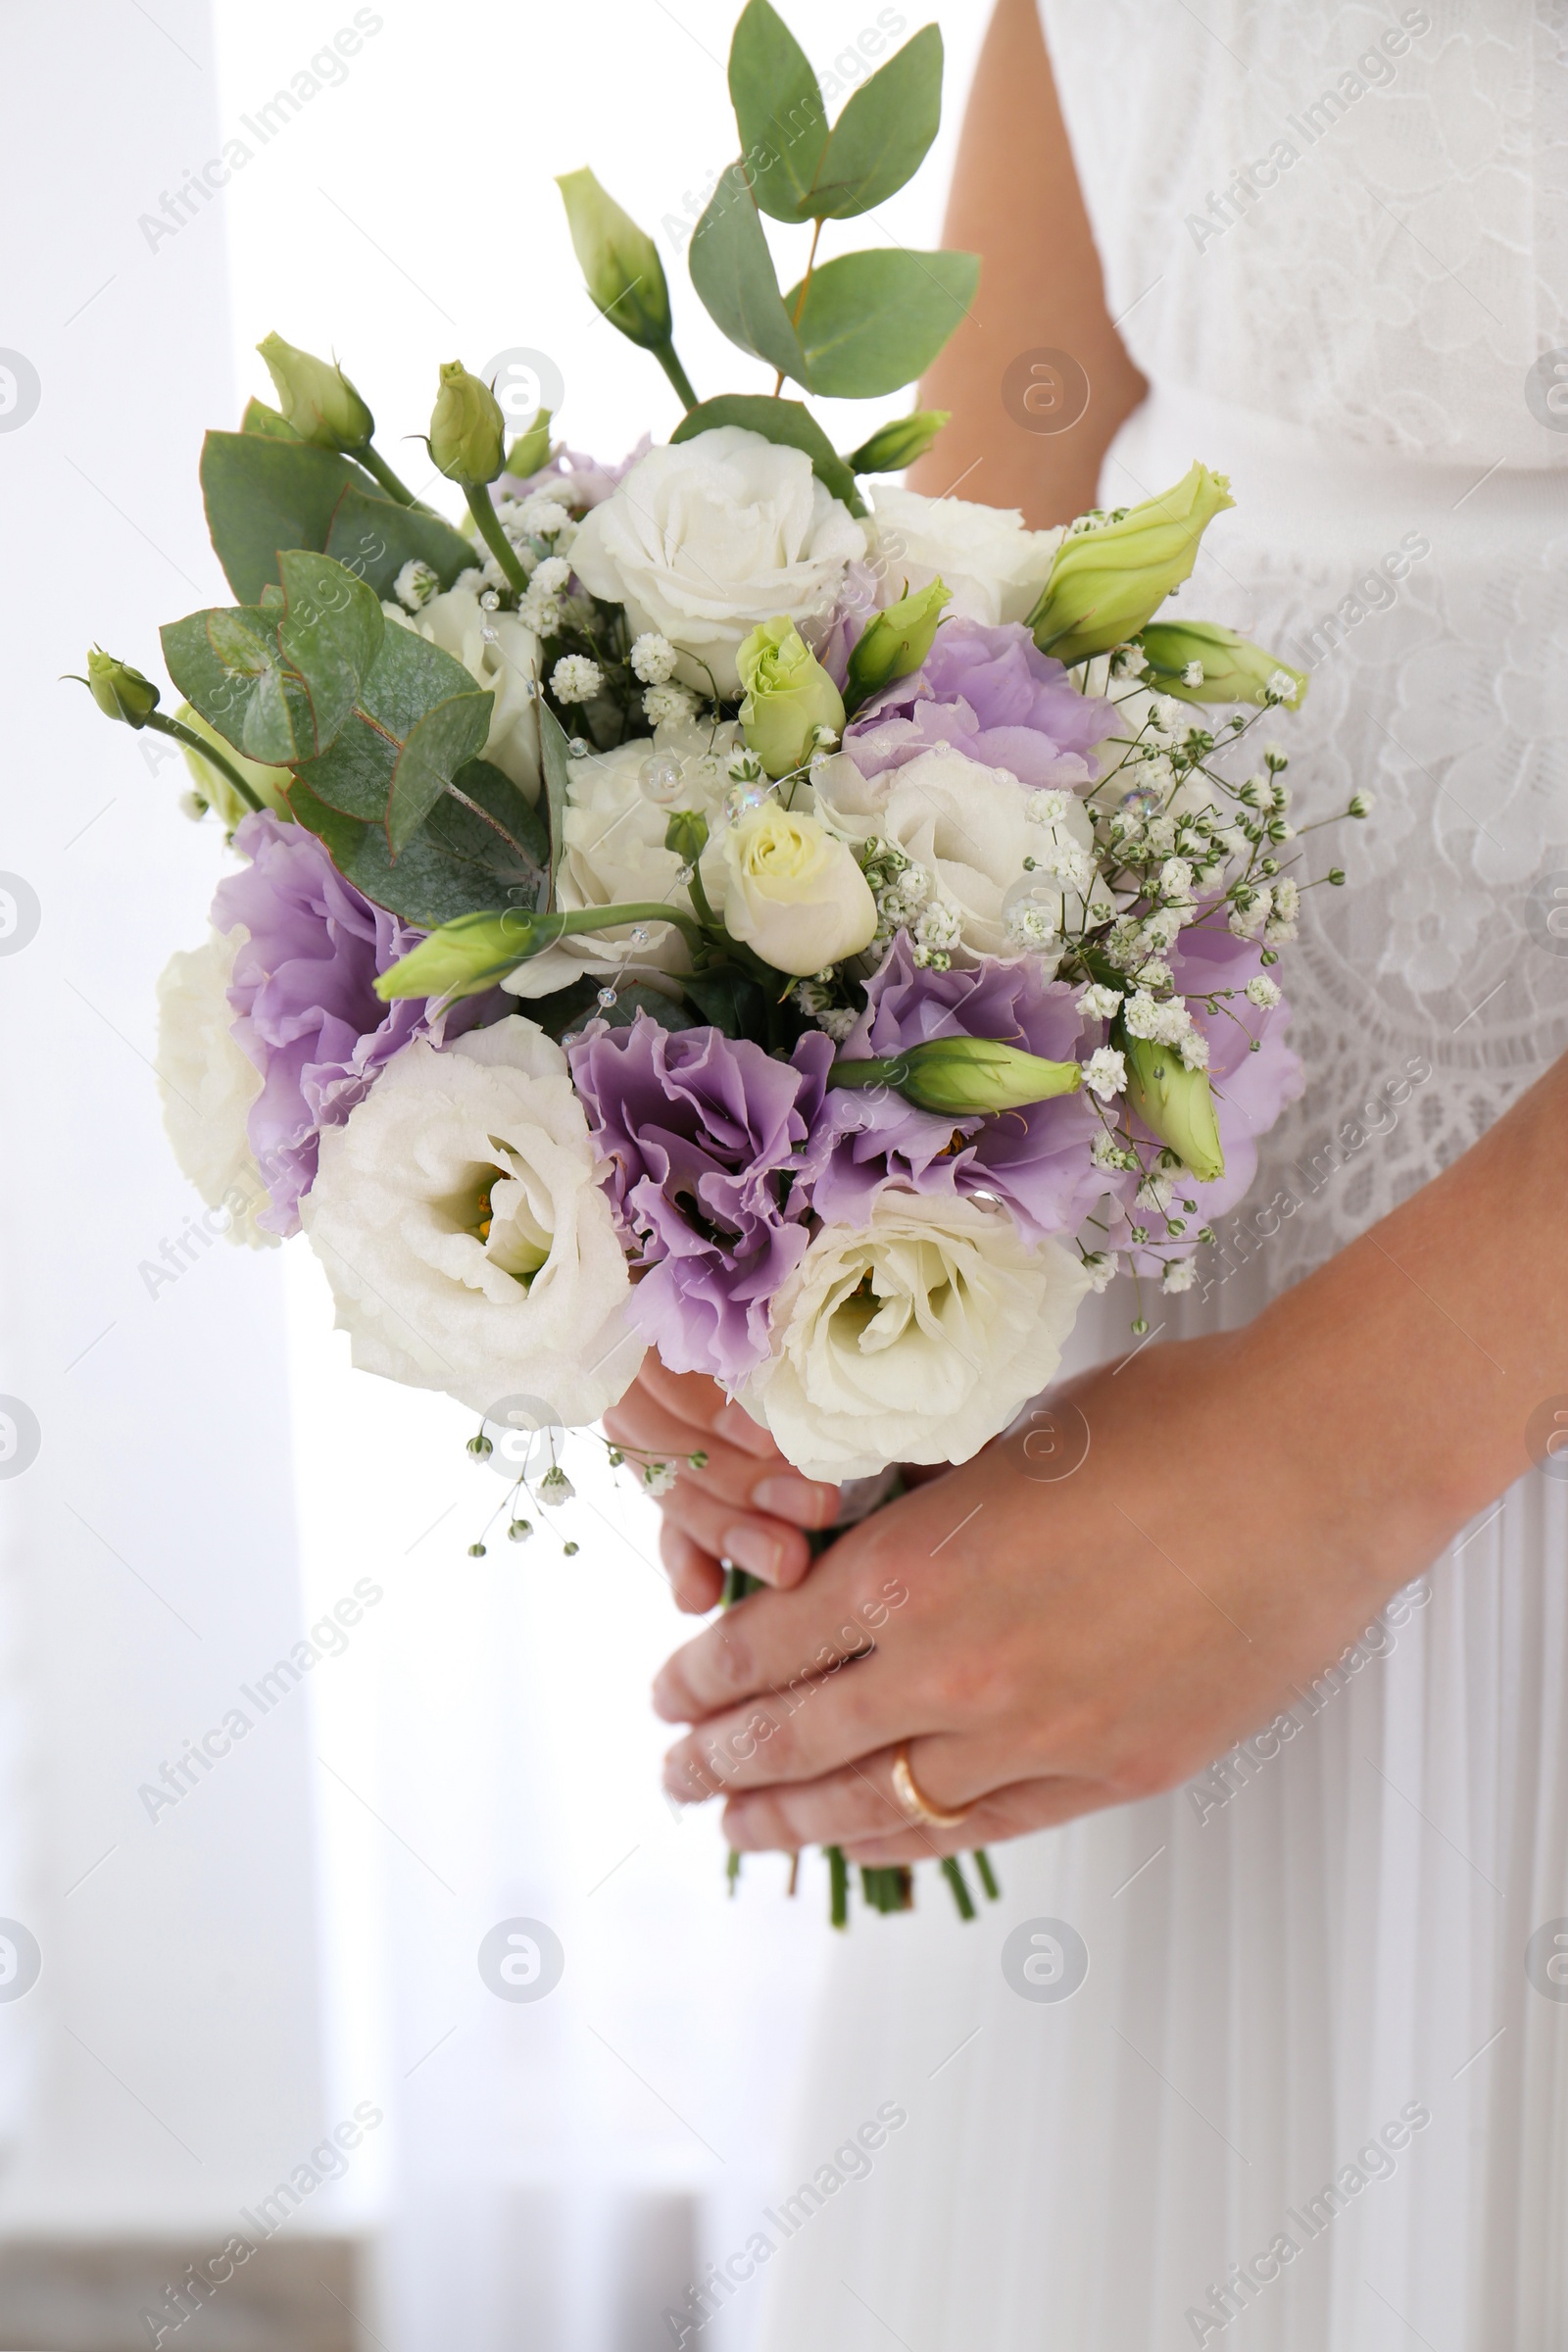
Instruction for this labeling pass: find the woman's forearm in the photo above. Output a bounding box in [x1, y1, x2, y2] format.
[1247, 1051, 1568, 1567]
[908, 0, 1146, 524]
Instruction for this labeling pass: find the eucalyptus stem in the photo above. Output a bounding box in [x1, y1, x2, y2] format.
[940, 1854, 977, 1922]
[465, 480, 529, 597]
[147, 713, 265, 812]
[654, 339, 699, 412]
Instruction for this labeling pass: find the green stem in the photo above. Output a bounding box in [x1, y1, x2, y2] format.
[654, 339, 699, 412]
[726, 1847, 743, 1897]
[972, 1847, 1001, 1901]
[147, 713, 265, 812]
[465, 481, 529, 597]
[828, 1845, 850, 1930]
[360, 442, 433, 513]
[940, 1854, 977, 1922]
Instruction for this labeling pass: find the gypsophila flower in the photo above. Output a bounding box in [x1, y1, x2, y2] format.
[1266, 668, 1297, 702]
[519, 495, 571, 536]
[1264, 876, 1300, 944]
[912, 900, 961, 967]
[1135, 956, 1174, 992]
[551, 655, 603, 705]
[1081, 1250, 1119, 1291]
[643, 1460, 679, 1496]
[1025, 788, 1072, 825]
[1003, 902, 1058, 953]
[1217, 825, 1250, 860]
[816, 1005, 858, 1042]
[1348, 790, 1375, 817]
[518, 584, 564, 634]
[1154, 697, 1185, 731]
[630, 631, 678, 686]
[1158, 858, 1195, 903]
[1077, 983, 1123, 1021]
[393, 559, 439, 612]
[1245, 975, 1282, 1008]
[1137, 1172, 1176, 1213]
[1228, 886, 1272, 940]
[1140, 907, 1184, 950]
[531, 556, 572, 598]
[539, 1464, 575, 1504]
[1083, 1046, 1127, 1100]
[1123, 988, 1194, 1047]
[1161, 1257, 1199, 1294]
[1181, 660, 1204, 686]
[1175, 1026, 1210, 1071]
[644, 682, 698, 725]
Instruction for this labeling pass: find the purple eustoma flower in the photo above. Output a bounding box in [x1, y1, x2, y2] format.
[843, 616, 1117, 789]
[567, 1013, 835, 1385]
[213, 812, 462, 1238]
[809, 938, 1106, 1242]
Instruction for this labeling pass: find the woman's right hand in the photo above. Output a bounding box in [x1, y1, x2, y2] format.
[603, 1361, 841, 1613]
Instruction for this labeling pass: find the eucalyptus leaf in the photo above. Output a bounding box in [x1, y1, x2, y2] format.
[810, 25, 944, 218]
[451, 755, 548, 868]
[726, 0, 828, 223]
[789, 247, 978, 398]
[689, 164, 808, 385]
[672, 394, 865, 515]
[292, 623, 492, 848]
[200, 430, 474, 606]
[680, 965, 770, 1045]
[161, 605, 312, 767]
[275, 550, 384, 755]
[240, 396, 301, 440]
[288, 768, 537, 928]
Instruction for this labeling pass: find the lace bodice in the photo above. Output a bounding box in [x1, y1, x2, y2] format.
[1038, 0, 1568, 1298]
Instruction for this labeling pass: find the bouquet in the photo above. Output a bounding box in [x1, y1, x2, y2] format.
[79, 2, 1365, 1923]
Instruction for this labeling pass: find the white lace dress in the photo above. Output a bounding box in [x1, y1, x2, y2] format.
[756, 8, 1568, 2345]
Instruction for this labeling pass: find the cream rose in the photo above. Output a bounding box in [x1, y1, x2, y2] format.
[155, 933, 276, 1249]
[387, 585, 543, 801]
[568, 426, 867, 697]
[300, 1016, 643, 1422]
[867, 483, 1063, 627]
[743, 1194, 1092, 1481]
[717, 804, 877, 977]
[816, 746, 1105, 970]
[504, 717, 738, 999]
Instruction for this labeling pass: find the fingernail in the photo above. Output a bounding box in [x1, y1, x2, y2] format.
[723, 1524, 785, 1580]
[753, 1475, 838, 1527]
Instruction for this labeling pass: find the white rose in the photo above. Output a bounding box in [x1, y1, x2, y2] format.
[386, 585, 543, 801]
[715, 803, 877, 977]
[299, 1016, 643, 1422]
[867, 484, 1063, 626]
[744, 1194, 1091, 1480]
[568, 426, 867, 697]
[504, 717, 739, 1000]
[816, 746, 1102, 969]
[155, 933, 276, 1249]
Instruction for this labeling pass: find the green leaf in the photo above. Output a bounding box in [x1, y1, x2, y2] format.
[788, 248, 978, 398]
[288, 767, 537, 928]
[292, 622, 492, 850]
[727, 0, 828, 223]
[161, 605, 313, 767]
[672, 395, 865, 515]
[452, 755, 548, 869]
[199, 430, 474, 606]
[559, 981, 700, 1042]
[809, 25, 944, 219]
[275, 550, 384, 755]
[680, 965, 770, 1045]
[689, 164, 808, 385]
[241, 396, 301, 440]
[538, 701, 572, 912]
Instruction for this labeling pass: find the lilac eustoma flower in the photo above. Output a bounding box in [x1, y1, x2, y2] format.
[808, 936, 1106, 1242]
[842, 615, 1117, 788]
[567, 1012, 834, 1386]
[214, 812, 460, 1237]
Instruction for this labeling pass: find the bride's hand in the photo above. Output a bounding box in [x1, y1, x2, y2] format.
[603, 1361, 841, 1613]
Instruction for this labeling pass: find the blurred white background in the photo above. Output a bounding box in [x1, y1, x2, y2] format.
[0, 1, 988, 2346]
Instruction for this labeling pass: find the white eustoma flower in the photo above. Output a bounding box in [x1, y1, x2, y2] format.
[865, 483, 1062, 626]
[503, 719, 737, 1001]
[386, 585, 543, 801]
[815, 746, 1102, 971]
[300, 1017, 643, 1423]
[743, 1195, 1092, 1481]
[154, 933, 276, 1249]
[716, 804, 877, 977]
[568, 426, 866, 697]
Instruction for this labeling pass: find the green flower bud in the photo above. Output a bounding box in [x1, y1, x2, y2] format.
[736, 617, 847, 779]
[556, 169, 673, 352]
[1029, 463, 1236, 665]
[828, 1035, 1082, 1118]
[84, 648, 160, 728]
[256, 332, 373, 454]
[376, 908, 534, 1002]
[662, 808, 711, 866]
[428, 362, 507, 487]
[846, 410, 951, 475]
[174, 703, 292, 826]
[844, 576, 953, 715]
[1138, 620, 1307, 710]
[1120, 1030, 1225, 1184]
[504, 408, 554, 481]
